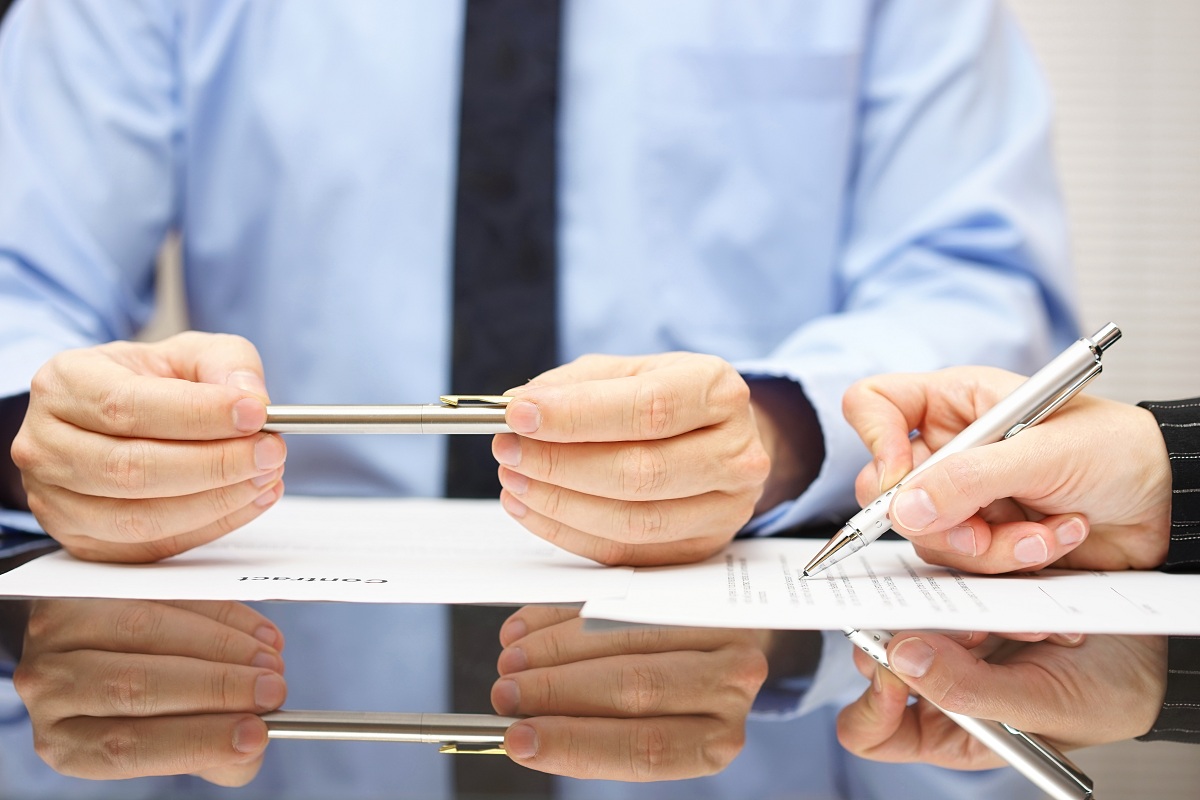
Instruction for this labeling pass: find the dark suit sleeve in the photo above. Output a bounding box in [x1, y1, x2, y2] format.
[1137, 399, 1200, 743]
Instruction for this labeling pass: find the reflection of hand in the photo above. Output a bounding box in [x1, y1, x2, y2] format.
[490, 606, 769, 780]
[14, 599, 287, 785]
[842, 366, 1172, 573]
[837, 631, 1166, 768]
[493, 353, 775, 566]
[12, 332, 286, 562]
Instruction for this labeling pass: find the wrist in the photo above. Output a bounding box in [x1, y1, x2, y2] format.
[747, 379, 823, 515]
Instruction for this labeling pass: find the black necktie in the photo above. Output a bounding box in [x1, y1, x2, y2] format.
[446, 1, 561, 797]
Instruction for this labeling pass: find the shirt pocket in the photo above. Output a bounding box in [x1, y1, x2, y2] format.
[635, 50, 860, 356]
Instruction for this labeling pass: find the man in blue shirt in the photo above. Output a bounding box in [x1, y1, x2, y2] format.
[0, 1, 1076, 798]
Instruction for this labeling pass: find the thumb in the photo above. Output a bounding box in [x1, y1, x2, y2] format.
[155, 332, 270, 401]
[889, 435, 1058, 536]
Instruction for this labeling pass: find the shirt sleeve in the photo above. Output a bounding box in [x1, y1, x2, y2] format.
[738, 0, 1078, 533]
[1137, 398, 1200, 743]
[0, 0, 182, 397]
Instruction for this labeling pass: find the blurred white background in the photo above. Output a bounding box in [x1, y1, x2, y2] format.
[1008, 1, 1200, 797]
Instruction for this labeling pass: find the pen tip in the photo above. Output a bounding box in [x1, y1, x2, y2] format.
[801, 570, 811, 578]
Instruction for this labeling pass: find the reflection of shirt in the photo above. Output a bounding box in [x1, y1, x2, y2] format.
[0, 1, 1067, 797]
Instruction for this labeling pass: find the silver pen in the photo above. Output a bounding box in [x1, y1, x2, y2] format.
[804, 323, 1122, 577]
[262, 395, 512, 434]
[262, 710, 520, 754]
[844, 629, 1095, 799]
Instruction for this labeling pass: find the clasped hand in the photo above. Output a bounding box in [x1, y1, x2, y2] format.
[490, 606, 771, 781]
[14, 598, 287, 785]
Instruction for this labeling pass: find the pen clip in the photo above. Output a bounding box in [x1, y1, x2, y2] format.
[439, 395, 512, 408]
[1001, 364, 1101, 439]
[438, 743, 508, 755]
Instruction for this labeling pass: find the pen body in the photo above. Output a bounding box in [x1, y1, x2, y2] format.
[262, 710, 519, 744]
[263, 404, 511, 434]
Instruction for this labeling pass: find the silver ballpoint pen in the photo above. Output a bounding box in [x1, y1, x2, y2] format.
[804, 323, 1122, 577]
[262, 710, 520, 754]
[844, 629, 1095, 799]
[261, 395, 512, 434]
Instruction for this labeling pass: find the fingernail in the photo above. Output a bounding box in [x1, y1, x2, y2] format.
[500, 616, 528, 645]
[252, 651, 283, 672]
[872, 667, 883, 695]
[1014, 534, 1049, 565]
[492, 678, 520, 715]
[501, 491, 527, 519]
[1060, 632, 1085, 645]
[942, 630, 976, 642]
[891, 638, 935, 678]
[232, 717, 265, 754]
[233, 398, 266, 433]
[507, 400, 541, 434]
[876, 460, 888, 494]
[493, 434, 521, 467]
[506, 722, 539, 759]
[254, 435, 286, 471]
[1055, 518, 1086, 546]
[892, 488, 938, 531]
[497, 646, 528, 674]
[498, 467, 530, 495]
[255, 484, 281, 507]
[255, 673, 286, 710]
[251, 467, 282, 489]
[947, 525, 977, 557]
[227, 370, 268, 397]
[254, 625, 280, 647]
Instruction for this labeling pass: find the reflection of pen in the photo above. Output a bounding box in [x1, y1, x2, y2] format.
[262, 710, 520, 754]
[844, 629, 1094, 800]
[805, 323, 1122, 578]
[262, 395, 511, 434]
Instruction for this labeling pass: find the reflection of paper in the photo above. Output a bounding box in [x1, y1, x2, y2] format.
[0, 497, 632, 604]
[580, 539, 1200, 635]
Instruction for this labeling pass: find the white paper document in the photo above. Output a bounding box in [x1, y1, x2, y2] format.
[0, 497, 632, 605]
[579, 538, 1200, 635]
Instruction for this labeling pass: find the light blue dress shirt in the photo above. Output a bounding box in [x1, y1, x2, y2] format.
[0, 0, 1074, 798]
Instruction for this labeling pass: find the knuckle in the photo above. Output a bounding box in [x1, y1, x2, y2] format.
[592, 538, 639, 567]
[731, 440, 771, 490]
[97, 720, 143, 777]
[11, 661, 43, 703]
[113, 602, 163, 645]
[729, 647, 769, 695]
[539, 483, 570, 521]
[616, 501, 667, 545]
[103, 441, 155, 494]
[31, 729, 63, 771]
[208, 443, 238, 487]
[530, 669, 562, 711]
[625, 720, 670, 780]
[100, 658, 155, 716]
[631, 382, 676, 439]
[618, 625, 669, 655]
[617, 445, 669, 498]
[534, 441, 565, 483]
[700, 729, 743, 774]
[23, 601, 57, 642]
[613, 662, 668, 716]
[10, 429, 37, 472]
[942, 457, 984, 503]
[111, 502, 164, 544]
[208, 667, 241, 709]
[98, 383, 139, 437]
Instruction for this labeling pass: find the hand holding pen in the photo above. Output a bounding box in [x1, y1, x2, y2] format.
[805, 324, 1127, 577]
[834, 327, 1173, 575]
[840, 629, 1170, 798]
